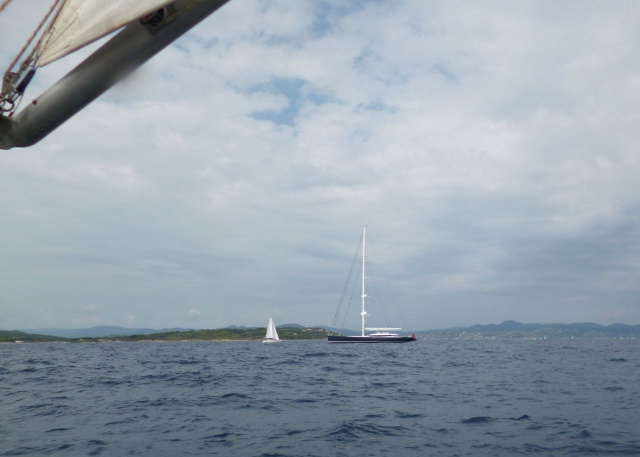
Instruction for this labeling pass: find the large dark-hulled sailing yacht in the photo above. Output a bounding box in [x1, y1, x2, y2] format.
[327, 227, 417, 344]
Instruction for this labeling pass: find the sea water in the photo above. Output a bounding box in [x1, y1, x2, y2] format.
[1, 338, 639, 456]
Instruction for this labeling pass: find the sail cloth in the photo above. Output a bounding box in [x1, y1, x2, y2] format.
[37, 0, 175, 66]
[266, 318, 279, 340]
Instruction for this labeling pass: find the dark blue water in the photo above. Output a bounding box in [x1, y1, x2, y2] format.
[1, 339, 639, 456]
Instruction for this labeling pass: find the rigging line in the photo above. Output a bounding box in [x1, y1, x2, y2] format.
[330, 232, 363, 331]
[26, 0, 69, 69]
[5, 0, 65, 73]
[381, 260, 409, 330]
[332, 254, 358, 332]
[367, 233, 406, 328]
[367, 263, 393, 327]
[365, 234, 392, 326]
[1, 0, 69, 116]
[373, 248, 410, 329]
[0, 0, 12, 14]
[340, 259, 361, 331]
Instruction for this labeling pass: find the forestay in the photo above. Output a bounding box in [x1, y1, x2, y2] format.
[37, 0, 175, 66]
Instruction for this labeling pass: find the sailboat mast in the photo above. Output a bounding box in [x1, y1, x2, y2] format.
[361, 226, 366, 337]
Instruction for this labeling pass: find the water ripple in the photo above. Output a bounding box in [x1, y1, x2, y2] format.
[1, 339, 639, 456]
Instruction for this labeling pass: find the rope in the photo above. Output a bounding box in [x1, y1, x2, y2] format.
[330, 232, 363, 334]
[367, 235, 410, 330]
[1, 0, 67, 114]
[0, 0, 13, 14]
[28, 0, 69, 68]
[7, 0, 66, 72]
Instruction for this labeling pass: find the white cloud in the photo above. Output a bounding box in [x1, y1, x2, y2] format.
[2, 0, 640, 330]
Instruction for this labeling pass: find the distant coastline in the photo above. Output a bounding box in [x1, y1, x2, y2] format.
[2, 320, 639, 343]
[0, 326, 329, 343]
[420, 320, 640, 339]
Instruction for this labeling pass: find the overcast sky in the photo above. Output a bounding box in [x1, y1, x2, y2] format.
[2, 0, 640, 331]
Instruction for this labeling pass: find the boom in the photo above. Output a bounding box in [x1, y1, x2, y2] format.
[0, 0, 230, 150]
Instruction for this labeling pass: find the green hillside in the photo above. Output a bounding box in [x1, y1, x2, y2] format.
[110, 326, 330, 341]
[1, 326, 330, 343]
[0, 330, 68, 343]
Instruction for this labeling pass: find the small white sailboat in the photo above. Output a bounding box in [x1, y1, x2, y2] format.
[328, 227, 416, 343]
[262, 317, 280, 344]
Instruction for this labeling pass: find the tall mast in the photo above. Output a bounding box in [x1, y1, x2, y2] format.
[361, 226, 366, 336]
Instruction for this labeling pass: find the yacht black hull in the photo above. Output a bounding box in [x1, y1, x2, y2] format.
[327, 335, 417, 343]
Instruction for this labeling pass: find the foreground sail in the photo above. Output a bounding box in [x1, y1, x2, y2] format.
[37, 0, 177, 66]
[0, 0, 231, 150]
[262, 317, 281, 344]
[327, 227, 417, 344]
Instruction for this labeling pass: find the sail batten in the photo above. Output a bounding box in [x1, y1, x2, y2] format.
[37, 0, 175, 66]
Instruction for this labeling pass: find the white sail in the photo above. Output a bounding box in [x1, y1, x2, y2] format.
[37, 0, 175, 66]
[265, 317, 279, 341]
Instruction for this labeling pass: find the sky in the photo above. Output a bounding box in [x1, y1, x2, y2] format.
[1, 0, 640, 331]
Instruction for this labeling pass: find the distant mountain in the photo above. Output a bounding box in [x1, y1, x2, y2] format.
[19, 326, 191, 338]
[422, 320, 640, 339]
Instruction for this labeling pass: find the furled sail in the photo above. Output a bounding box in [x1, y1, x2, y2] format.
[37, 0, 175, 66]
